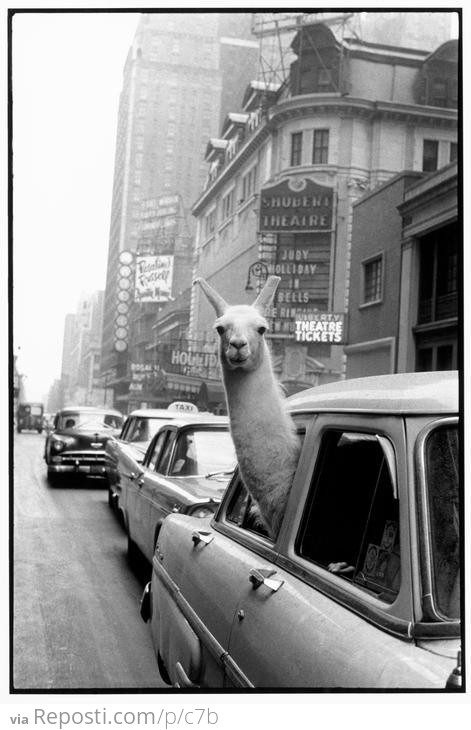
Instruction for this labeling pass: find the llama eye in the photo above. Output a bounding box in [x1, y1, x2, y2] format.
[216, 325, 225, 336]
[257, 325, 267, 335]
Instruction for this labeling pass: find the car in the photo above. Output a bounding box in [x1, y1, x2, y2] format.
[119, 414, 236, 568]
[44, 406, 124, 485]
[140, 371, 461, 689]
[105, 404, 198, 512]
[17, 402, 44, 433]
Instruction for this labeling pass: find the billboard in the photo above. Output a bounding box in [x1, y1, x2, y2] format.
[134, 255, 174, 303]
[294, 313, 346, 344]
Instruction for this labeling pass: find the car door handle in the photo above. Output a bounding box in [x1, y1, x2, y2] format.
[249, 568, 284, 592]
[192, 530, 214, 546]
[175, 662, 199, 688]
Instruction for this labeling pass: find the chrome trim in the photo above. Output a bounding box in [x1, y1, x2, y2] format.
[152, 556, 253, 688]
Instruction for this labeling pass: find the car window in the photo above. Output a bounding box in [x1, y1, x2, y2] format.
[169, 428, 236, 477]
[296, 430, 400, 604]
[425, 424, 460, 620]
[226, 479, 271, 538]
[147, 430, 170, 471]
[156, 431, 177, 474]
[57, 412, 123, 430]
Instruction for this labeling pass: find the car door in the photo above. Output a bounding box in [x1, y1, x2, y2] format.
[133, 428, 175, 559]
[153, 505, 273, 689]
[225, 414, 437, 688]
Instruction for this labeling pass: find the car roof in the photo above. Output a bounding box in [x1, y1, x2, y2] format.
[58, 406, 123, 416]
[155, 414, 229, 428]
[125, 409, 182, 418]
[287, 371, 458, 415]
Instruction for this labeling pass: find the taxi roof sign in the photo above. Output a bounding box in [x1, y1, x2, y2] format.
[167, 401, 199, 414]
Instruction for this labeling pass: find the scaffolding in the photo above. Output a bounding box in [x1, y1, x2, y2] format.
[251, 12, 357, 92]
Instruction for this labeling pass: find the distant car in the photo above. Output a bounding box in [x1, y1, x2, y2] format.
[44, 406, 124, 485]
[105, 406, 196, 511]
[141, 371, 461, 690]
[119, 414, 236, 567]
[17, 402, 44, 433]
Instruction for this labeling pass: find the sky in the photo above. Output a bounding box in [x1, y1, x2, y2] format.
[12, 12, 139, 401]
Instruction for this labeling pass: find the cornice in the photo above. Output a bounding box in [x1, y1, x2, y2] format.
[192, 95, 457, 216]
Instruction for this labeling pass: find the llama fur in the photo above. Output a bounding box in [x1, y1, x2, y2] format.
[194, 276, 300, 538]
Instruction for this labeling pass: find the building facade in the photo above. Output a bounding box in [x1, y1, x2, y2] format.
[345, 161, 458, 376]
[189, 21, 457, 392]
[100, 12, 259, 411]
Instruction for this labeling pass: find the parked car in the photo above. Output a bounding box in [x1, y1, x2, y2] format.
[120, 414, 236, 567]
[141, 371, 461, 689]
[105, 405, 197, 511]
[44, 406, 124, 485]
[17, 402, 44, 433]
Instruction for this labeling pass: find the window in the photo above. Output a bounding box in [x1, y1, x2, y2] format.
[296, 431, 400, 603]
[226, 480, 270, 538]
[290, 132, 303, 166]
[431, 79, 447, 106]
[422, 139, 439, 172]
[425, 424, 460, 619]
[312, 129, 329, 164]
[363, 256, 383, 304]
[156, 431, 177, 474]
[147, 430, 169, 470]
[418, 224, 458, 324]
[450, 142, 458, 162]
[169, 428, 235, 477]
[204, 209, 216, 237]
[222, 190, 234, 221]
[317, 68, 332, 92]
[241, 164, 258, 203]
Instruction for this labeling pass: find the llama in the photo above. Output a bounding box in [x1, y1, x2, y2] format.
[194, 275, 301, 537]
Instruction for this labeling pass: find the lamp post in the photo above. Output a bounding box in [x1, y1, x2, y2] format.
[245, 261, 269, 291]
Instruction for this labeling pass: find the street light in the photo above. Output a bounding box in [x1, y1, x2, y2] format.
[245, 261, 269, 291]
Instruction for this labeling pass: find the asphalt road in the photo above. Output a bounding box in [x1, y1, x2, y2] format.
[12, 432, 165, 691]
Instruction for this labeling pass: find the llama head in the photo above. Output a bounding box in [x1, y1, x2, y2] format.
[194, 276, 281, 371]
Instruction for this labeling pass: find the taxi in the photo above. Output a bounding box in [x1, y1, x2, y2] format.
[141, 372, 461, 689]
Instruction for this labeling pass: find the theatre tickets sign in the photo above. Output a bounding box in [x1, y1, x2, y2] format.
[259, 177, 334, 232]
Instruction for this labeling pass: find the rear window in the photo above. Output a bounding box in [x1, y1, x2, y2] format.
[169, 428, 236, 477]
[425, 424, 460, 620]
[58, 412, 123, 430]
[125, 417, 168, 443]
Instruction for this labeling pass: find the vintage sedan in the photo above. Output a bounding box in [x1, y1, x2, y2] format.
[105, 406, 189, 511]
[44, 406, 123, 485]
[120, 415, 236, 567]
[141, 371, 461, 689]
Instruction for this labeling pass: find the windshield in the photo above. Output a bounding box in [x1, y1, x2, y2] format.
[170, 428, 236, 477]
[57, 412, 123, 431]
[126, 417, 169, 444]
[425, 424, 460, 620]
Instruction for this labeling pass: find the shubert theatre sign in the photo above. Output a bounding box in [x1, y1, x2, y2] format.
[258, 178, 337, 338]
[260, 177, 333, 233]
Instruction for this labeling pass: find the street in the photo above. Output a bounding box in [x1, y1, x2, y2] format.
[13, 432, 165, 691]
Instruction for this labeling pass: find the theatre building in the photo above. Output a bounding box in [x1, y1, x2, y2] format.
[190, 23, 457, 391]
[345, 161, 458, 377]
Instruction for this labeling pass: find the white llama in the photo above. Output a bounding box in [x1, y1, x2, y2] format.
[194, 275, 301, 537]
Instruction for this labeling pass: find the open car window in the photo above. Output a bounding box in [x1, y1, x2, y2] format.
[296, 430, 400, 604]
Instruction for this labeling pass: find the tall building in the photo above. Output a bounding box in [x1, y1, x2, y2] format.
[101, 12, 259, 411]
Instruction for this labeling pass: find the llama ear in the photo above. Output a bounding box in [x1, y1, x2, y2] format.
[253, 275, 281, 313]
[193, 277, 228, 316]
